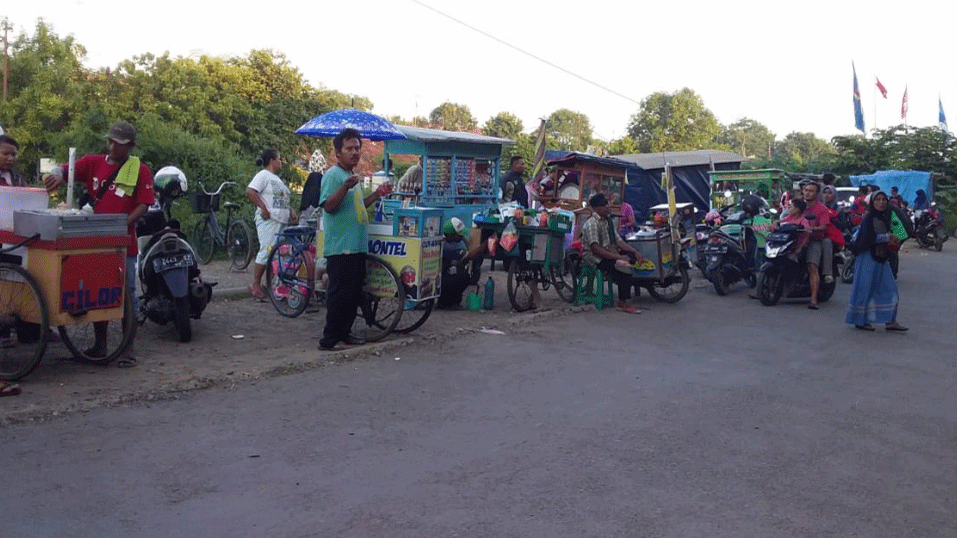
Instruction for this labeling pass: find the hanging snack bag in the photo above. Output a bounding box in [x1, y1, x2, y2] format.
[487, 233, 498, 256]
[500, 221, 519, 252]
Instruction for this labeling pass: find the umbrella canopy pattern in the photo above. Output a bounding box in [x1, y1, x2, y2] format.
[295, 109, 406, 140]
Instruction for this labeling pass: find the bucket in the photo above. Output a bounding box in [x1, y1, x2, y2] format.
[466, 290, 482, 311]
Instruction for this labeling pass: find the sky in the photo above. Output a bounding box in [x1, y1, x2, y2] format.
[5, 0, 955, 145]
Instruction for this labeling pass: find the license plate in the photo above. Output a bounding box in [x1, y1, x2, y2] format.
[705, 246, 728, 254]
[152, 253, 194, 272]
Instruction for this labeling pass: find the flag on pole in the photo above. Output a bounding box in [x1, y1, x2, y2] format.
[852, 63, 865, 132]
[875, 78, 888, 98]
[901, 86, 909, 120]
[530, 118, 547, 181]
[940, 97, 948, 131]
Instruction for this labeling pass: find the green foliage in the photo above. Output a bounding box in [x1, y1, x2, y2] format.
[607, 136, 638, 156]
[483, 111, 524, 140]
[428, 102, 477, 131]
[717, 118, 775, 159]
[546, 109, 593, 151]
[627, 88, 721, 153]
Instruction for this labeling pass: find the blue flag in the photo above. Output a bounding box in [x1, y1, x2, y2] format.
[939, 97, 948, 131]
[853, 63, 865, 133]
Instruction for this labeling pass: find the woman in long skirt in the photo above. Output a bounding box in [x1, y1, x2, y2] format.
[845, 191, 908, 332]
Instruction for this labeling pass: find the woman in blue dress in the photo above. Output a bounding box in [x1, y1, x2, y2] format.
[845, 191, 908, 332]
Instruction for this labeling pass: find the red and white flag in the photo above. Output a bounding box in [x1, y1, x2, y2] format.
[876, 77, 888, 98]
[901, 86, 909, 120]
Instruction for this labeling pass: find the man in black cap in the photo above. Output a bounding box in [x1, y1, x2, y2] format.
[43, 121, 154, 361]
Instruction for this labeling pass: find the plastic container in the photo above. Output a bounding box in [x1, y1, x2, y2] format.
[0, 187, 48, 230]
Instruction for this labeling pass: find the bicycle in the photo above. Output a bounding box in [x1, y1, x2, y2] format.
[264, 225, 409, 341]
[190, 181, 254, 270]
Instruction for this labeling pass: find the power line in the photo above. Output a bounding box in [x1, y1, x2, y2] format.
[407, 0, 641, 107]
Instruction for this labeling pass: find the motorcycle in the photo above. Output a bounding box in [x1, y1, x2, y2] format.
[703, 196, 769, 295]
[135, 167, 215, 342]
[694, 205, 735, 277]
[912, 204, 946, 251]
[755, 217, 840, 306]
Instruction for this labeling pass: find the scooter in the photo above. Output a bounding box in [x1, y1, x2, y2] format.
[912, 204, 946, 251]
[135, 167, 215, 342]
[755, 217, 840, 306]
[703, 197, 769, 295]
[694, 205, 735, 277]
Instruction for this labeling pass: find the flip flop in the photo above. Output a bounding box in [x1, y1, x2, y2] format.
[855, 324, 875, 331]
[0, 381, 22, 397]
[248, 285, 267, 301]
[808, 303, 819, 310]
[617, 305, 642, 314]
[885, 324, 909, 332]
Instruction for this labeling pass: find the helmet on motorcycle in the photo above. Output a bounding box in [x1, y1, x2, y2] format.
[705, 209, 722, 225]
[153, 166, 188, 197]
[741, 194, 768, 216]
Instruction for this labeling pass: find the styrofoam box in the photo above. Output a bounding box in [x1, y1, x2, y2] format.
[0, 186, 49, 230]
[14, 209, 127, 241]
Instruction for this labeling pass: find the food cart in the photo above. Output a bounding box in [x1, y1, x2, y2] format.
[0, 207, 135, 381]
[382, 125, 514, 227]
[708, 169, 785, 248]
[310, 207, 443, 337]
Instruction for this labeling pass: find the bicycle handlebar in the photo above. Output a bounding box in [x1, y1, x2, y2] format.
[196, 181, 238, 196]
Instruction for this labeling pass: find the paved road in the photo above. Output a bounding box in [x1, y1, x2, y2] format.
[3, 245, 955, 537]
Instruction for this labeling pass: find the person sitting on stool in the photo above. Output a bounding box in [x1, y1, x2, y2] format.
[580, 193, 643, 314]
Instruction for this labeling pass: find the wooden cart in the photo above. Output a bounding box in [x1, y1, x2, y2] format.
[0, 231, 136, 381]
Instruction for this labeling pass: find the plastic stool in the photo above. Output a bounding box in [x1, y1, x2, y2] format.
[574, 264, 614, 309]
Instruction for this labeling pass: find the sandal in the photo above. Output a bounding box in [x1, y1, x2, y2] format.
[855, 324, 875, 331]
[808, 303, 819, 310]
[885, 323, 909, 332]
[116, 356, 138, 368]
[0, 381, 21, 397]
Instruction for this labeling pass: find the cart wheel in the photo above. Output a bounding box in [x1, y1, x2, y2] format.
[265, 242, 313, 318]
[647, 265, 690, 303]
[550, 251, 580, 303]
[353, 255, 404, 342]
[393, 298, 435, 334]
[507, 259, 535, 312]
[59, 291, 136, 364]
[0, 264, 50, 381]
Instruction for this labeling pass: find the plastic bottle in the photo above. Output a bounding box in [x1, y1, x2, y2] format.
[374, 199, 384, 222]
[483, 276, 495, 310]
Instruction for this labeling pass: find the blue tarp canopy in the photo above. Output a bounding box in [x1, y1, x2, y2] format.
[849, 170, 933, 205]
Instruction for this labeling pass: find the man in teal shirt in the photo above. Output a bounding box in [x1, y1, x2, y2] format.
[319, 128, 392, 350]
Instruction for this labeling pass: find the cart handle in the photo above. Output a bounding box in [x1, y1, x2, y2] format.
[0, 233, 40, 255]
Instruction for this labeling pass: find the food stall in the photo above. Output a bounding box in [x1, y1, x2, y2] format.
[383, 125, 515, 227]
[0, 195, 134, 380]
[538, 152, 634, 229]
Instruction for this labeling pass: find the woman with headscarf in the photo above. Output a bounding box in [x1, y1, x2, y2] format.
[820, 185, 846, 250]
[913, 189, 929, 210]
[845, 191, 908, 332]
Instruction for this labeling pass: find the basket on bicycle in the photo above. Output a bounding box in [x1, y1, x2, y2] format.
[189, 192, 220, 214]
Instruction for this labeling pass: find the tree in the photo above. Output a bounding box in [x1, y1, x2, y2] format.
[483, 111, 523, 140]
[626, 88, 721, 153]
[606, 136, 638, 156]
[772, 132, 836, 171]
[717, 118, 775, 159]
[546, 109, 593, 151]
[428, 102, 477, 132]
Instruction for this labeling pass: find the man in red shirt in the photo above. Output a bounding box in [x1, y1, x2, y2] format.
[800, 181, 834, 309]
[44, 121, 154, 359]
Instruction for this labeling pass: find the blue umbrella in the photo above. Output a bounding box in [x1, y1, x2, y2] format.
[295, 109, 406, 140]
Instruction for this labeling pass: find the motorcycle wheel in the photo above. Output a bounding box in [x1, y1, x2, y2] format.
[935, 236, 943, 251]
[757, 267, 783, 306]
[709, 268, 728, 296]
[841, 256, 855, 283]
[174, 296, 192, 343]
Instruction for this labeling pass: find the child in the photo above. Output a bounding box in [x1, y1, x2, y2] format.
[775, 198, 812, 260]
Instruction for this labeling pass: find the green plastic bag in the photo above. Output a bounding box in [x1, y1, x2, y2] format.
[890, 211, 908, 241]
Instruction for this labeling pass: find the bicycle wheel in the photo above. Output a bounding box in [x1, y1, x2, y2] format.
[0, 264, 49, 381]
[550, 251, 580, 303]
[58, 291, 136, 364]
[393, 298, 435, 334]
[352, 256, 404, 342]
[227, 220, 254, 270]
[507, 259, 536, 312]
[264, 242, 313, 318]
[193, 219, 215, 265]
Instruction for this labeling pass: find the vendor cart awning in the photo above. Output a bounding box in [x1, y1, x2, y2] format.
[615, 149, 744, 169]
[545, 150, 639, 170]
[396, 125, 515, 146]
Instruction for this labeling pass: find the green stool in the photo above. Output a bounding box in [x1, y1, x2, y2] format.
[574, 264, 614, 309]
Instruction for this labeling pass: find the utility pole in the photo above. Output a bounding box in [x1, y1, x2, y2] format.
[2, 18, 12, 101]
